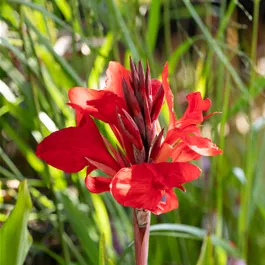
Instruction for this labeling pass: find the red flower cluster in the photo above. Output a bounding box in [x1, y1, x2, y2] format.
[36, 59, 222, 215]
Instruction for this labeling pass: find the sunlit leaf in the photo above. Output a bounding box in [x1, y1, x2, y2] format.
[0, 180, 32, 265]
[196, 236, 214, 265]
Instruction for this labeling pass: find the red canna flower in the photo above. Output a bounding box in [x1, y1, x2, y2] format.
[36, 58, 222, 215]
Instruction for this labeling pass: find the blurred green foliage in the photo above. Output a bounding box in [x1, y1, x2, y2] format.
[0, 180, 32, 265]
[1, 0, 265, 264]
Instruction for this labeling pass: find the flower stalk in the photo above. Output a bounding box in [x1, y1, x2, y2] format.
[36, 58, 222, 264]
[133, 209, 151, 265]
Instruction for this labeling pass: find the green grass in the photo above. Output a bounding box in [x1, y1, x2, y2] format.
[1, 0, 265, 264]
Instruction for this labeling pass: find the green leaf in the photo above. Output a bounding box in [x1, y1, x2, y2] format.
[24, 17, 84, 87]
[196, 236, 214, 265]
[182, 0, 249, 100]
[215, 246, 228, 265]
[32, 243, 65, 265]
[60, 192, 99, 264]
[91, 194, 112, 250]
[146, 0, 161, 53]
[0, 180, 32, 265]
[99, 234, 106, 265]
[54, 0, 72, 22]
[0, 2, 19, 27]
[88, 32, 113, 88]
[8, 0, 72, 32]
[150, 224, 240, 258]
[228, 76, 265, 118]
[168, 35, 201, 73]
[0, 120, 45, 173]
[63, 233, 87, 265]
[0, 146, 24, 180]
[0, 37, 37, 75]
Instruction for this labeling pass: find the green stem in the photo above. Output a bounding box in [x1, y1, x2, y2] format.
[239, 0, 260, 260]
[216, 74, 231, 237]
[163, 0, 171, 60]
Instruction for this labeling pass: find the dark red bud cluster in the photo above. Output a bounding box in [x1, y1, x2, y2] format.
[119, 58, 165, 164]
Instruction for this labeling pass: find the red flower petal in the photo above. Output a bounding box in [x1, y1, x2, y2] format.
[172, 142, 201, 162]
[85, 157, 117, 177]
[105, 61, 131, 100]
[68, 87, 93, 109]
[110, 162, 201, 214]
[151, 84, 164, 122]
[162, 63, 177, 130]
[154, 142, 173, 163]
[150, 128, 164, 161]
[177, 92, 211, 128]
[68, 87, 126, 126]
[164, 125, 200, 145]
[36, 116, 119, 174]
[156, 125, 197, 162]
[102, 136, 130, 168]
[151, 162, 201, 187]
[110, 164, 163, 213]
[183, 136, 223, 157]
[185, 92, 211, 113]
[156, 190, 179, 214]
[110, 125, 136, 164]
[117, 109, 143, 150]
[85, 176, 111, 193]
[66, 103, 84, 126]
[122, 78, 146, 137]
[151, 79, 162, 97]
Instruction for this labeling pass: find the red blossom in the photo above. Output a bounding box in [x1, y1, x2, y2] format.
[110, 162, 201, 214]
[36, 58, 222, 215]
[154, 63, 222, 164]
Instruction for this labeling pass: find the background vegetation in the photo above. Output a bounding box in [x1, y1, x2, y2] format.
[1, 0, 265, 264]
